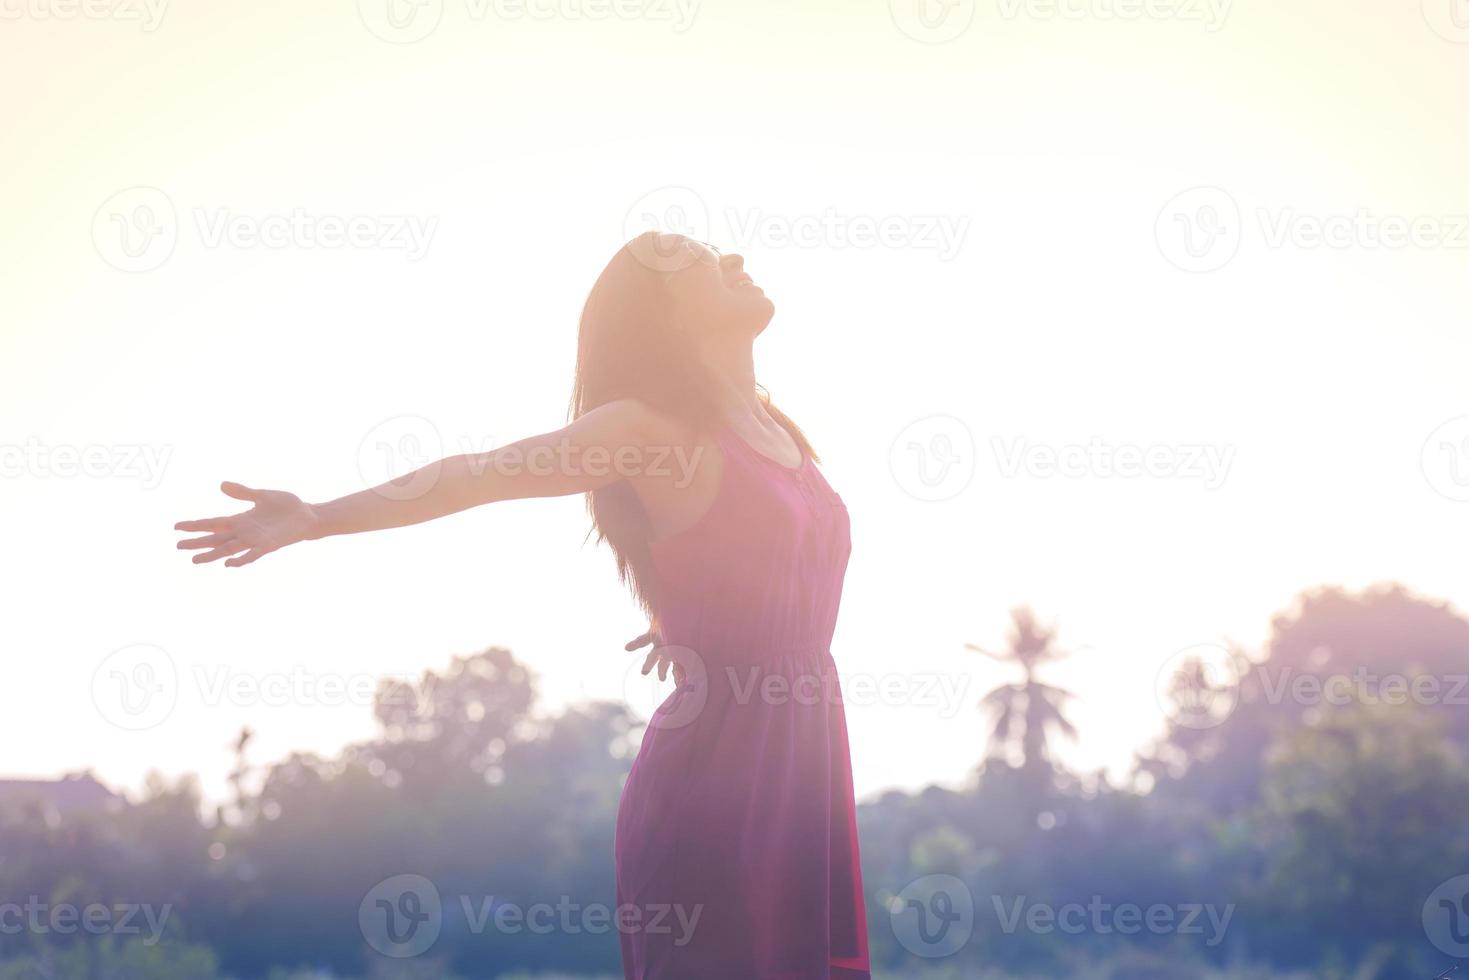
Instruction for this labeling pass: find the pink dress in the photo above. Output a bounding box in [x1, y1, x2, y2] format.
[614, 422, 871, 979]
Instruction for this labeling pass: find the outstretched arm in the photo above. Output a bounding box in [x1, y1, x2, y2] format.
[175, 399, 683, 568]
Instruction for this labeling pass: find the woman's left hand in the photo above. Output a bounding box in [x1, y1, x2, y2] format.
[625, 627, 684, 684]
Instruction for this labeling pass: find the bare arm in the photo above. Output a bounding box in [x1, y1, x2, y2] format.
[175, 399, 684, 567]
[311, 400, 675, 534]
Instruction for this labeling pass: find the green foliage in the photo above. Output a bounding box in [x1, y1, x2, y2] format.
[0, 934, 226, 980]
[1238, 702, 1469, 966]
[4, 585, 1467, 978]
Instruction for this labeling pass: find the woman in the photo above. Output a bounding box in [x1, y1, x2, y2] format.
[175, 231, 872, 979]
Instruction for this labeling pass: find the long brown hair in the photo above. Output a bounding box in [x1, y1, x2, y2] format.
[567, 231, 817, 619]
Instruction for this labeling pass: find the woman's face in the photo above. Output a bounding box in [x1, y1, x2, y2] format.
[651, 234, 775, 338]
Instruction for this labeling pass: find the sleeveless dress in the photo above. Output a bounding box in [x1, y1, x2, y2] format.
[614, 423, 871, 979]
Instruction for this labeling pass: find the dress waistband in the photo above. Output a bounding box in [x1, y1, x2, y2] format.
[692, 642, 834, 668]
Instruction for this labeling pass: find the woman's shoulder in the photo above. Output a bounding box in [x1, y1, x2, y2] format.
[594, 397, 712, 449]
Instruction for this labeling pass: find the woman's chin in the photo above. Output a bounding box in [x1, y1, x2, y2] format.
[750, 298, 776, 333]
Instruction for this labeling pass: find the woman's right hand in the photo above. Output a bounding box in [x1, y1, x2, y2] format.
[175, 482, 321, 568]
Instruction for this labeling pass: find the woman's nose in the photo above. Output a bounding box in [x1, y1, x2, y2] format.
[720, 253, 745, 272]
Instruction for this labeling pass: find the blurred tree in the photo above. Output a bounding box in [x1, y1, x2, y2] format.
[201, 646, 638, 979]
[1238, 702, 1469, 974]
[0, 934, 227, 980]
[966, 607, 1079, 808]
[6, 587, 1468, 979]
[1143, 583, 1469, 813]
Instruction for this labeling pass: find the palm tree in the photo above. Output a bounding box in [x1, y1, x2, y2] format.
[965, 608, 1078, 799]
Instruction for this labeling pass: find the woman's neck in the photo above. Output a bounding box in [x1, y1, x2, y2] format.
[700, 338, 764, 421]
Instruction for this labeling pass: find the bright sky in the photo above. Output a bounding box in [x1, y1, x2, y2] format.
[3, 0, 1468, 807]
